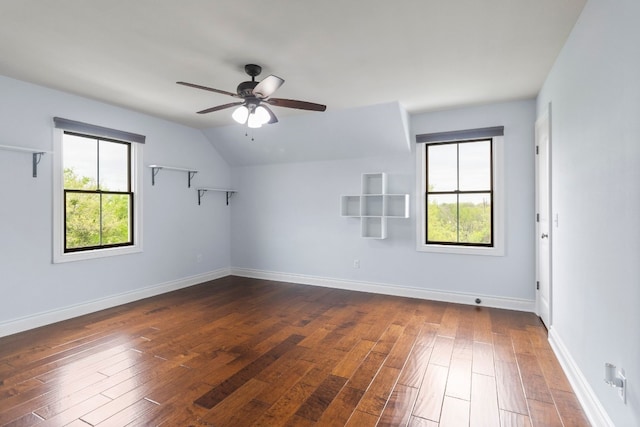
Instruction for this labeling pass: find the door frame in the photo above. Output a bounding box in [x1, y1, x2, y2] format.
[535, 104, 552, 327]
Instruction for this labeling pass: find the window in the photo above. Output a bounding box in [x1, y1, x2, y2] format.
[427, 139, 493, 245]
[53, 118, 144, 262]
[416, 127, 504, 256]
[63, 133, 133, 251]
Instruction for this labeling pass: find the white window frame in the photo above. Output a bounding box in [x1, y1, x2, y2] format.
[52, 129, 143, 263]
[416, 136, 504, 256]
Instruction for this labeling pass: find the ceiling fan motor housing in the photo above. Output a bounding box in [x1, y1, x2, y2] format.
[237, 64, 262, 97]
[237, 80, 259, 98]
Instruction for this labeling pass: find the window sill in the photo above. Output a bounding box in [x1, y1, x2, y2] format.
[53, 244, 142, 263]
[416, 243, 504, 256]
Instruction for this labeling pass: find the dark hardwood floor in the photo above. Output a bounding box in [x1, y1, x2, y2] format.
[0, 276, 590, 426]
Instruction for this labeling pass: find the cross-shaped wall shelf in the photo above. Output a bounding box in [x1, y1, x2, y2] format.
[340, 173, 409, 239]
[340, 172, 409, 239]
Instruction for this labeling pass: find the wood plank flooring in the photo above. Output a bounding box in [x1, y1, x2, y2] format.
[0, 276, 590, 426]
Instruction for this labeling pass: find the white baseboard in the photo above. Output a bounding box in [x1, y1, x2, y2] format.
[230, 268, 536, 312]
[0, 268, 231, 338]
[548, 327, 614, 427]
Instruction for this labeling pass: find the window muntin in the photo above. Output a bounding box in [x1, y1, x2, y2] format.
[426, 139, 493, 247]
[62, 132, 134, 252]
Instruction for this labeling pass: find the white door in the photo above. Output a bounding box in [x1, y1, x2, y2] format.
[535, 106, 552, 328]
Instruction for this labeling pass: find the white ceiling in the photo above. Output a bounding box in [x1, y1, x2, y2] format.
[0, 0, 585, 129]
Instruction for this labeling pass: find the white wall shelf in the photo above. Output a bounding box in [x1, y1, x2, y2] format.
[340, 195, 361, 217]
[0, 144, 51, 177]
[148, 164, 198, 187]
[340, 172, 409, 239]
[196, 187, 236, 206]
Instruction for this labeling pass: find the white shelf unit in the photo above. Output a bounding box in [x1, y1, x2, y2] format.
[148, 165, 198, 187]
[340, 173, 409, 239]
[340, 195, 361, 217]
[196, 187, 236, 206]
[0, 144, 51, 177]
[384, 194, 410, 218]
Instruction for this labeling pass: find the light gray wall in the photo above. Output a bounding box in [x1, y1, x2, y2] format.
[230, 99, 536, 302]
[537, 0, 640, 424]
[0, 76, 231, 327]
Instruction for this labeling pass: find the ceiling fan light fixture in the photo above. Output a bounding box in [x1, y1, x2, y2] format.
[254, 106, 270, 124]
[232, 105, 249, 123]
[247, 112, 263, 128]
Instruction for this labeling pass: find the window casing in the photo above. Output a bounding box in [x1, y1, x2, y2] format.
[416, 135, 504, 256]
[53, 125, 143, 263]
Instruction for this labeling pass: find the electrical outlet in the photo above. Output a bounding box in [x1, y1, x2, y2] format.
[605, 363, 627, 404]
[618, 369, 627, 403]
[353, 259, 360, 269]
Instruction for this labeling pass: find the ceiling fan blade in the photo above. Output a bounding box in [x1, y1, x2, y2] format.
[267, 98, 326, 112]
[177, 81, 239, 98]
[253, 75, 284, 99]
[197, 101, 244, 114]
[261, 104, 278, 124]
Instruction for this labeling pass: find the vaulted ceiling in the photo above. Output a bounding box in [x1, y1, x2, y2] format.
[0, 0, 585, 130]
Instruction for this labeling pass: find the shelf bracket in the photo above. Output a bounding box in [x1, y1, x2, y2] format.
[32, 152, 45, 178]
[197, 189, 207, 205]
[188, 171, 197, 188]
[151, 166, 161, 186]
[226, 191, 234, 206]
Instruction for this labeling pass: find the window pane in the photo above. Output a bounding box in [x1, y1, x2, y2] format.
[101, 194, 131, 245]
[63, 134, 98, 190]
[99, 141, 129, 191]
[427, 194, 458, 242]
[458, 193, 491, 244]
[459, 140, 491, 191]
[428, 144, 457, 191]
[66, 192, 100, 249]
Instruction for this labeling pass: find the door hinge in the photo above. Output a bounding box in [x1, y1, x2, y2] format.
[536, 145, 539, 155]
[536, 281, 540, 290]
[536, 213, 540, 222]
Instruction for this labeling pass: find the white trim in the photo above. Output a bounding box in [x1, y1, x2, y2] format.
[52, 129, 144, 263]
[548, 327, 614, 427]
[231, 268, 535, 312]
[0, 268, 230, 338]
[415, 137, 505, 256]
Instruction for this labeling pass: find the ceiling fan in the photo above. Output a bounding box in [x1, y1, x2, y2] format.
[177, 64, 326, 128]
